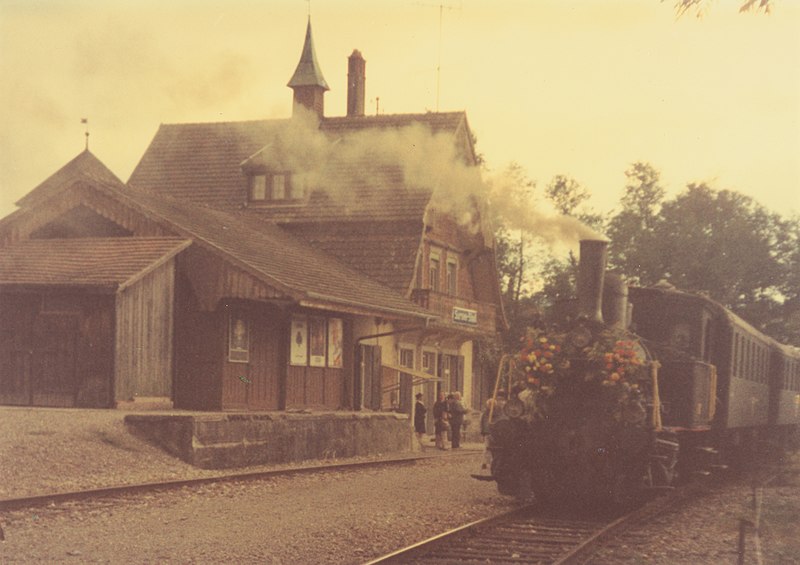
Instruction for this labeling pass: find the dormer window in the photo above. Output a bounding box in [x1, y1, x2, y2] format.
[248, 172, 303, 203]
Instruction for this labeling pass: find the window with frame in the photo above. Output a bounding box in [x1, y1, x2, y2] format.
[429, 251, 441, 292]
[446, 258, 458, 296]
[422, 351, 437, 376]
[249, 172, 302, 203]
[399, 347, 415, 369]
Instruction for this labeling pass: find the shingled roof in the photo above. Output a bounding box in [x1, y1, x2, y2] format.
[127, 111, 473, 293]
[128, 112, 468, 219]
[17, 149, 126, 208]
[0, 237, 190, 290]
[97, 182, 435, 320]
[281, 220, 422, 295]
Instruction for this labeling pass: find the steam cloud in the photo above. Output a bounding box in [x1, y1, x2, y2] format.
[255, 107, 606, 247]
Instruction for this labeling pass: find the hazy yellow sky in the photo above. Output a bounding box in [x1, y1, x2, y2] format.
[0, 0, 798, 219]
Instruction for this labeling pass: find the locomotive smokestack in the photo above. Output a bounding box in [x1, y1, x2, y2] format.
[577, 239, 608, 323]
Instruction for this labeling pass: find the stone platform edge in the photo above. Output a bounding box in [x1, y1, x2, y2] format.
[124, 412, 413, 469]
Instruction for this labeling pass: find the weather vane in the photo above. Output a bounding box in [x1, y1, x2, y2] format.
[81, 118, 90, 151]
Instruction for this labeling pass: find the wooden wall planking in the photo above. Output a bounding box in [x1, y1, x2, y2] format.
[114, 260, 175, 401]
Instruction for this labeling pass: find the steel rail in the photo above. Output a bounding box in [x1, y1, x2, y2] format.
[553, 489, 686, 565]
[363, 487, 694, 565]
[362, 504, 537, 565]
[0, 450, 477, 512]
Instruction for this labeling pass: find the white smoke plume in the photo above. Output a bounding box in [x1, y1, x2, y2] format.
[259, 106, 606, 247]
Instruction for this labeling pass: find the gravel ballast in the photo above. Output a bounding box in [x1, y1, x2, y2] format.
[1, 407, 799, 564]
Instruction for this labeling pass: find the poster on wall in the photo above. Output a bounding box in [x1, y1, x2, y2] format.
[309, 317, 326, 367]
[228, 314, 249, 363]
[290, 316, 308, 366]
[327, 318, 343, 368]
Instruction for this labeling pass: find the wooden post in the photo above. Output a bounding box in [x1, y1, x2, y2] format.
[737, 519, 752, 565]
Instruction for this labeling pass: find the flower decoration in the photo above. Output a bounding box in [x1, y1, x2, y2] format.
[515, 329, 647, 394]
[517, 331, 568, 390]
[598, 340, 644, 387]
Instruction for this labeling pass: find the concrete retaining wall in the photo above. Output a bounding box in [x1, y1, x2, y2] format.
[125, 411, 413, 469]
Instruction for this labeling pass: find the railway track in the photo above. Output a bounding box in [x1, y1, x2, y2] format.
[365, 488, 686, 565]
[0, 450, 476, 512]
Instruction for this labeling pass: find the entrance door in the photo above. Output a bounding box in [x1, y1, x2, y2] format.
[30, 314, 78, 407]
[358, 344, 382, 410]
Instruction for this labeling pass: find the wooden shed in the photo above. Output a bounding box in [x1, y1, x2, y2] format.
[0, 237, 189, 407]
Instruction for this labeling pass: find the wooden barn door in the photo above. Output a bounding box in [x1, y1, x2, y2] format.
[0, 305, 32, 405]
[246, 313, 281, 410]
[30, 314, 79, 407]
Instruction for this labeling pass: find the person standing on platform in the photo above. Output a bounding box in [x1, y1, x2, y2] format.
[433, 391, 450, 450]
[449, 391, 466, 449]
[480, 398, 496, 470]
[413, 392, 427, 449]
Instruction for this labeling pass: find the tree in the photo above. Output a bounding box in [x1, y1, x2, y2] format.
[490, 162, 536, 305]
[654, 184, 785, 305]
[672, 0, 772, 18]
[546, 175, 591, 217]
[611, 180, 799, 345]
[530, 175, 605, 319]
[606, 162, 666, 285]
[490, 167, 606, 348]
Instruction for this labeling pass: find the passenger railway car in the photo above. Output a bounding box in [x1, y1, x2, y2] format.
[482, 238, 800, 503]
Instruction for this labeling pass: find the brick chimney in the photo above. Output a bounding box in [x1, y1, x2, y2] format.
[347, 50, 366, 117]
[287, 18, 329, 119]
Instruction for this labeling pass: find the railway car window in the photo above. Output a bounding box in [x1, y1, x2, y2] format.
[738, 336, 747, 378]
[756, 347, 761, 383]
[737, 336, 744, 379]
[733, 335, 739, 377]
[702, 321, 713, 362]
[757, 344, 762, 383]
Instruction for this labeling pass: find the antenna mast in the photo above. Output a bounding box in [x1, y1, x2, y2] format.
[417, 1, 461, 112]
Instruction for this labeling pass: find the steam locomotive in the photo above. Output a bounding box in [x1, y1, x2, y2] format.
[483, 239, 800, 504]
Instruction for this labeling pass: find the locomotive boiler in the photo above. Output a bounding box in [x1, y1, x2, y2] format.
[483, 239, 800, 504]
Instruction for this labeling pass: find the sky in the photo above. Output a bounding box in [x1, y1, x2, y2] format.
[0, 0, 798, 222]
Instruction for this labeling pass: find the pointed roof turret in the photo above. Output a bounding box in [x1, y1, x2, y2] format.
[287, 18, 329, 91]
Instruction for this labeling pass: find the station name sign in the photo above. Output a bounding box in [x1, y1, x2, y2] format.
[452, 307, 478, 326]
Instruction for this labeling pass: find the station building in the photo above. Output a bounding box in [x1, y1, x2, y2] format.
[0, 21, 505, 444]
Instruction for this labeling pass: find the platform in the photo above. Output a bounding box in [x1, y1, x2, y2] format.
[125, 410, 414, 469]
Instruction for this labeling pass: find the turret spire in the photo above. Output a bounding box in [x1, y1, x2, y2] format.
[288, 17, 329, 118]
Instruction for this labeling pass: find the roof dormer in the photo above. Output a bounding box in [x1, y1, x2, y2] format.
[241, 145, 306, 206]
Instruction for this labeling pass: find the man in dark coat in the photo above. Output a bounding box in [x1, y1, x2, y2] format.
[449, 391, 466, 449]
[414, 392, 427, 449]
[432, 391, 450, 450]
